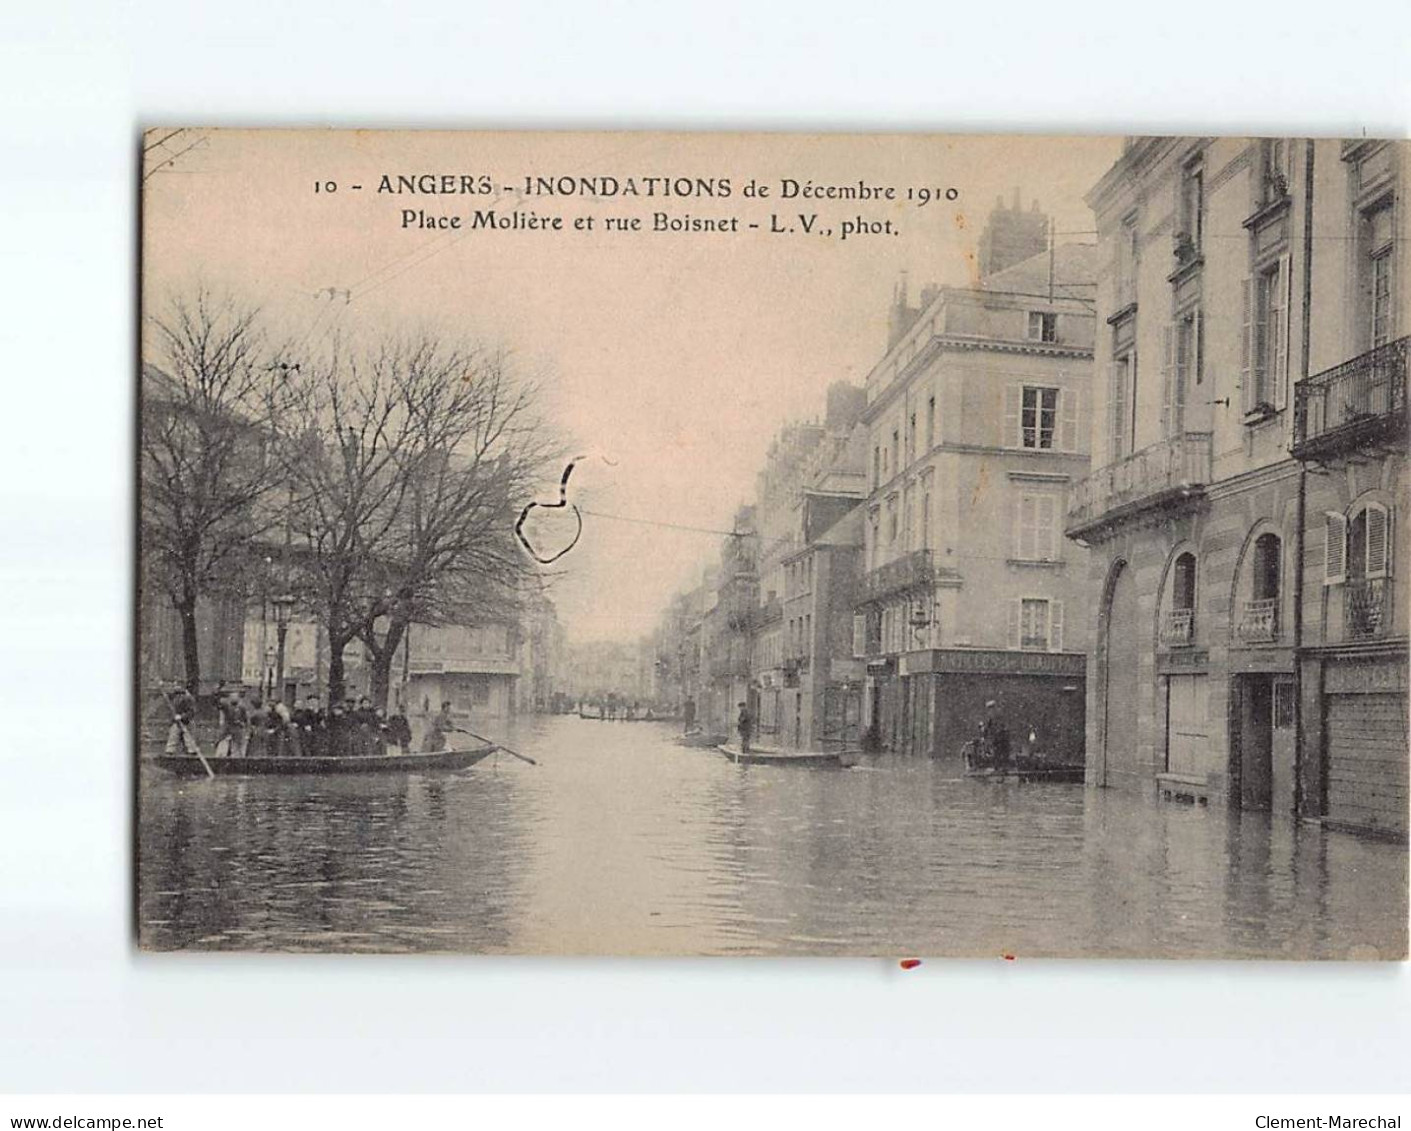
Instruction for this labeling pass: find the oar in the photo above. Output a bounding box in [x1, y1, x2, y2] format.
[450, 726, 538, 766]
[161, 687, 216, 780]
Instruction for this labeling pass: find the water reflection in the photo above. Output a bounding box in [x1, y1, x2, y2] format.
[138, 716, 1407, 958]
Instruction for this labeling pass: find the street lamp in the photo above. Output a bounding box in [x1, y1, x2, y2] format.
[272, 591, 295, 703]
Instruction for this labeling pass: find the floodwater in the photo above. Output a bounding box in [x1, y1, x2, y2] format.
[138, 715, 1408, 958]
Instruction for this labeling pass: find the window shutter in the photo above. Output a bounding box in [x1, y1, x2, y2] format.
[1038, 495, 1057, 560]
[1049, 600, 1064, 653]
[1161, 323, 1175, 437]
[1366, 505, 1389, 579]
[1241, 276, 1255, 414]
[1324, 512, 1347, 585]
[1275, 253, 1292, 410]
[1108, 361, 1125, 460]
[1004, 384, 1021, 447]
[1007, 600, 1021, 650]
[1016, 495, 1036, 559]
[1192, 306, 1203, 387]
[1060, 386, 1078, 451]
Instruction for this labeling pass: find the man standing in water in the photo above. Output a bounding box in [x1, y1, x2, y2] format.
[736, 700, 753, 754]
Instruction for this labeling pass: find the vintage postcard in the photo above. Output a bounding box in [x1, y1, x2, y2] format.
[137, 129, 1408, 957]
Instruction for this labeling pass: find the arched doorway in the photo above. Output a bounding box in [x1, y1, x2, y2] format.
[1102, 561, 1140, 787]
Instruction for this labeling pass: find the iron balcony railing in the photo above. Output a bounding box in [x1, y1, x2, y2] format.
[1160, 608, 1195, 647]
[1293, 337, 1407, 461]
[1346, 578, 1391, 640]
[859, 549, 934, 605]
[1237, 597, 1279, 644]
[1067, 432, 1213, 538]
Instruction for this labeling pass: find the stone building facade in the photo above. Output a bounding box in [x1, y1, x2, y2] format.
[855, 202, 1095, 760]
[1073, 137, 1407, 840]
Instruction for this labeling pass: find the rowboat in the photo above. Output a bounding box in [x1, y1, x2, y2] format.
[676, 730, 727, 748]
[151, 743, 497, 778]
[716, 743, 853, 768]
[960, 741, 1084, 783]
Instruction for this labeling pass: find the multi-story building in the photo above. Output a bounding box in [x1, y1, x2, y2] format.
[856, 197, 1095, 758]
[778, 498, 865, 750]
[748, 384, 867, 743]
[404, 619, 520, 722]
[516, 591, 566, 713]
[1072, 136, 1407, 840]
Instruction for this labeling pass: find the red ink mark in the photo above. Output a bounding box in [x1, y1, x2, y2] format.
[1002, 953, 1016, 961]
[899, 958, 922, 970]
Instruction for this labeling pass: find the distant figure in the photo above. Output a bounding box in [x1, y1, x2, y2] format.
[163, 686, 200, 756]
[683, 697, 697, 733]
[981, 700, 1011, 770]
[424, 700, 455, 752]
[736, 701, 753, 754]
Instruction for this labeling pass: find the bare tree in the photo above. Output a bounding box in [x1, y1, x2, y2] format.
[141, 289, 289, 692]
[280, 338, 422, 705]
[356, 344, 555, 710]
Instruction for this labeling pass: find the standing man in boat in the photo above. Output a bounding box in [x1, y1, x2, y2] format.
[293, 694, 324, 757]
[423, 700, 455, 752]
[980, 700, 1011, 771]
[163, 684, 201, 756]
[215, 690, 250, 758]
[736, 700, 754, 754]
[387, 702, 412, 753]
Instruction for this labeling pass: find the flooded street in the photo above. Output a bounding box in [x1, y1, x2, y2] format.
[138, 716, 1407, 958]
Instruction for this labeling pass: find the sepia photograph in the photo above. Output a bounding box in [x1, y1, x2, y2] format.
[136, 129, 1409, 959]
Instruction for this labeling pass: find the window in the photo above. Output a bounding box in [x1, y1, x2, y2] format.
[902, 485, 914, 549]
[1021, 386, 1059, 449]
[1108, 351, 1136, 459]
[926, 394, 936, 448]
[907, 412, 917, 463]
[1008, 598, 1063, 652]
[887, 497, 898, 545]
[1179, 159, 1204, 254]
[1243, 255, 1290, 414]
[1252, 533, 1282, 601]
[892, 428, 900, 473]
[1015, 494, 1059, 561]
[921, 488, 931, 551]
[1363, 202, 1396, 349]
[1172, 552, 1197, 611]
[1163, 310, 1201, 436]
[1117, 214, 1139, 307]
[1347, 503, 1390, 581]
[1027, 311, 1058, 343]
[872, 445, 880, 488]
[1020, 599, 1050, 650]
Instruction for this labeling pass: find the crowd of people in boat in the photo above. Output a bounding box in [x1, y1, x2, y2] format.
[162, 686, 469, 759]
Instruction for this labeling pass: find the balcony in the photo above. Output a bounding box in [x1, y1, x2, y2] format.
[1066, 432, 1213, 541]
[1346, 578, 1392, 641]
[752, 596, 783, 631]
[1293, 337, 1407, 464]
[1237, 598, 1279, 644]
[860, 549, 934, 604]
[1160, 608, 1194, 647]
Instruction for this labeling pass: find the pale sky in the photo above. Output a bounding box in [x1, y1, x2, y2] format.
[143, 130, 1122, 645]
